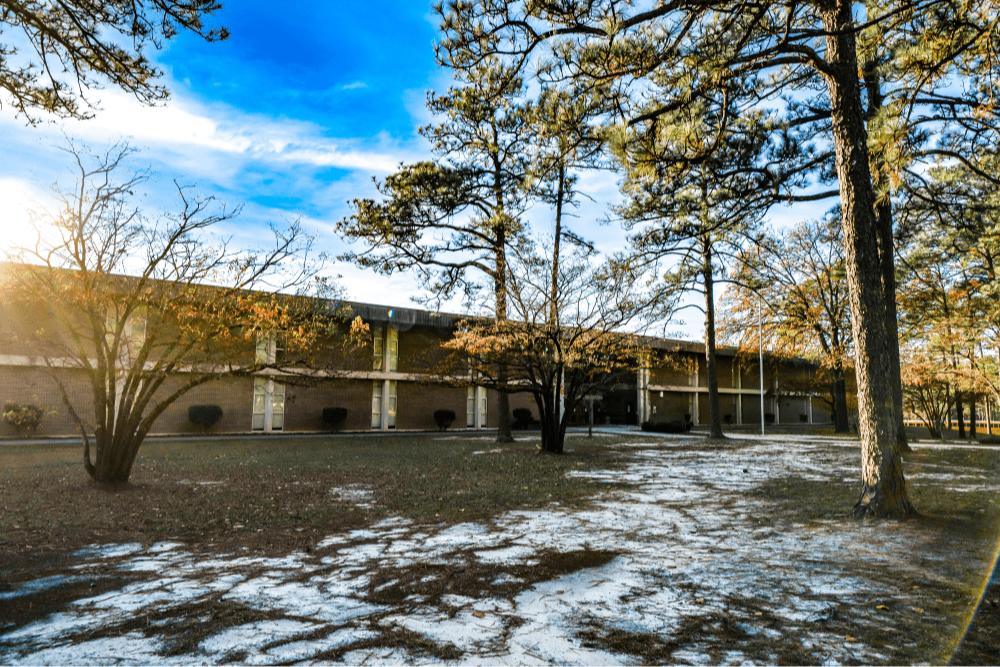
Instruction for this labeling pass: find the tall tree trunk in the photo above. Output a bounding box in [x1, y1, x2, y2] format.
[542, 366, 566, 454]
[90, 428, 141, 485]
[820, 0, 913, 518]
[946, 383, 953, 430]
[865, 64, 911, 454]
[833, 366, 850, 433]
[703, 236, 724, 439]
[970, 397, 977, 439]
[550, 163, 564, 326]
[544, 163, 566, 454]
[874, 198, 910, 452]
[494, 227, 514, 444]
[956, 392, 966, 439]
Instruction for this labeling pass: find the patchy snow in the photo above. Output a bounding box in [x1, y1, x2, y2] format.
[329, 485, 375, 507]
[1, 436, 994, 665]
[0, 576, 88, 600]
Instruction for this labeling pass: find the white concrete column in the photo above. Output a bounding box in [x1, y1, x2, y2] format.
[808, 395, 814, 424]
[636, 366, 649, 424]
[475, 386, 486, 429]
[773, 379, 780, 424]
[381, 378, 390, 431]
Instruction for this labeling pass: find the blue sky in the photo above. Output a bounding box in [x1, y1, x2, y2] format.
[0, 1, 824, 341]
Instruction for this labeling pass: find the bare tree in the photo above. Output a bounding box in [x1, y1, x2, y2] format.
[445, 241, 648, 454]
[722, 215, 854, 433]
[1, 142, 356, 485]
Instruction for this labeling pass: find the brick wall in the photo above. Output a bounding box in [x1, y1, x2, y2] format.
[396, 381, 467, 431]
[149, 376, 254, 435]
[0, 366, 91, 437]
[285, 379, 373, 432]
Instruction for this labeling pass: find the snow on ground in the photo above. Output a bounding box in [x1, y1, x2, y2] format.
[1, 436, 996, 665]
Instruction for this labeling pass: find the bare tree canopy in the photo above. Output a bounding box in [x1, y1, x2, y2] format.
[0, 142, 357, 485]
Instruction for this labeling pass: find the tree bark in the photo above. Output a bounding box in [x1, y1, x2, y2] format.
[88, 427, 142, 485]
[874, 197, 911, 452]
[550, 163, 564, 327]
[820, 0, 913, 518]
[865, 66, 911, 454]
[833, 369, 850, 433]
[494, 226, 514, 444]
[703, 236, 725, 439]
[956, 392, 966, 439]
[536, 384, 565, 454]
[970, 397, 977, 439]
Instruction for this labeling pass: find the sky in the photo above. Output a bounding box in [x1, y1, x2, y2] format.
[0, 1, 826, 342]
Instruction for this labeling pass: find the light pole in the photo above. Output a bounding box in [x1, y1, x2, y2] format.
[759, 298, 764, 436]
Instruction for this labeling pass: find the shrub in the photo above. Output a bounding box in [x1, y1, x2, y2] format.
[976, 434, 1000, 445]
[512, 408, 533, 429]
[322, 407, 348, 431]
[3, 401, 52, 438]
[764, 413, 775, 424]
[641, 420, 689, 434]
[434, 409, 456, 430]
[188, 405, 223, 432]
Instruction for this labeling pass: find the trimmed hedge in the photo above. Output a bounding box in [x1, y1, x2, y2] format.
[322, 407, 348, 430]
[434, 409, 456, 430]
[641, 419, 691, 434]
[188, 405, 223, 431]
[512, 408, 533, 429]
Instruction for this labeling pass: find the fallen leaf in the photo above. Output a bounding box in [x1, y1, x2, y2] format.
[913, 607, 924, 614]
[472, 611, 485, 618]
[846, 635, 857, 642]
[876, 605, 888, 610]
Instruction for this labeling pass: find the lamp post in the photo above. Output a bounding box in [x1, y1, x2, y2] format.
[759, 298, 764, 436]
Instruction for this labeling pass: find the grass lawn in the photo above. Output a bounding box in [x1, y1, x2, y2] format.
[0, 433, 630, 562]
[1, 432, 998, 665]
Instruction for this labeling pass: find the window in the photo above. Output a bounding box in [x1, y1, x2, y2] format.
[467, 387, 476, 427]
[386, 380, 397, 428]
[467, 386, 487, 428]
[271, 383, 285, 430]
[252, 377, 284, 432]
[373, 325, 398, 372]
[387, 326, 398, 372]
[479, 389, 487, 427]
[256, 332, 285, 366]
[373, 326, 384, 370]
[106, 304, 147, 356]
[130, 305, 147, 344]
[372, 380, 398, 430]
[372, 381, 382, 429]
[253, 378, 267, 431]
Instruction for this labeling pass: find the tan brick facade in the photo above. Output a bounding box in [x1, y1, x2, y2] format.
[0, 284, 831, 437]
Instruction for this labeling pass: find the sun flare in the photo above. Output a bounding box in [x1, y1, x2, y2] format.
[0, 178, 44, 254]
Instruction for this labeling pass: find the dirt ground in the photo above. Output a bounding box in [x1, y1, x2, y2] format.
[1, 432, 998, 665]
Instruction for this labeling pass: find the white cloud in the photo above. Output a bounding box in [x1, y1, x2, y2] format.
[341, 81, 367, 90]
[20, 88, 413, 176]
